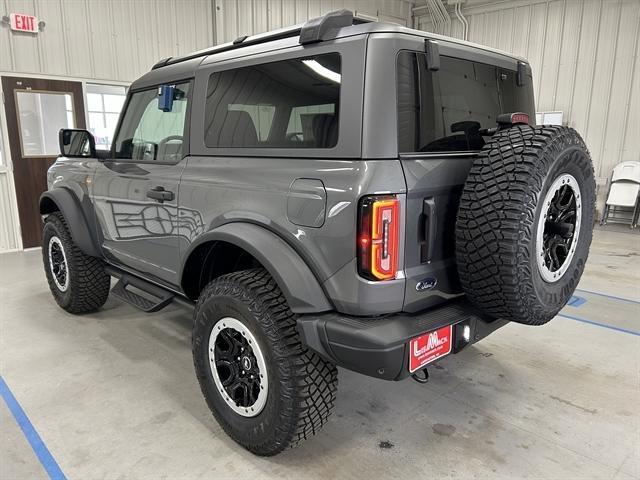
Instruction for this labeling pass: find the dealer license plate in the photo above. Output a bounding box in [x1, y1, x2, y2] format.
[409, 325, 453, 373]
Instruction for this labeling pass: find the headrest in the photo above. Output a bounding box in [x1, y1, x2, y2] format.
[311, 114, 338, 148]
[219, 110, 258, 147]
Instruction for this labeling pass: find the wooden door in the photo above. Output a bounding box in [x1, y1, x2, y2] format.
[1, 76, 86, 248]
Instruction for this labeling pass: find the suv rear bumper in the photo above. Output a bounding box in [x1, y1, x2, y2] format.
[297, 299, 508, 381]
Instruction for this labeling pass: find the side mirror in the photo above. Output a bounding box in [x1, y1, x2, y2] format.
[59, 129, 96, 158]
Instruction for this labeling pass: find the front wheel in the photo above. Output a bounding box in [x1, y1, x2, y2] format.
[42, 212, 110, 314]
[192, 268, 338, 456]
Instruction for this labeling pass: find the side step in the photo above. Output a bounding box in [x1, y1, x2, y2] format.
[109, 272, 175, 313]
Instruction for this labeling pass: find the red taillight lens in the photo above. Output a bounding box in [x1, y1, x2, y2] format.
[358, 195, 400, 281]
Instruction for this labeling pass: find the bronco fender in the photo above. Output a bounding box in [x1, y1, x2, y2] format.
[39, 189, 102, 258]
[181, 223, 333, 314]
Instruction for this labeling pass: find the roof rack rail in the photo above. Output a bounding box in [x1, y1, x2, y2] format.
[152, 57, 173, 69]
[152, 9, 370, 70]
[152, 25, 302, 70]
[299, 9, 354, 44]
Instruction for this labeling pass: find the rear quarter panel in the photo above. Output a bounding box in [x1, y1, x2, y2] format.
[177, 156, 406, 292]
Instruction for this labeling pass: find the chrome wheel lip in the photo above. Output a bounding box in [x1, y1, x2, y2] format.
[536, 173, 582, 283]
[208, 317, 268, 417]
[48, 236, 69, 292]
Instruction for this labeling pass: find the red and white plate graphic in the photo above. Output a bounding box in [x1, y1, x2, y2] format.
[409, 325, 453, 373]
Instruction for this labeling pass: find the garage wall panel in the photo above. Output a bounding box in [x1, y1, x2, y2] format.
[511, 5, 532, 59]
[587, 0, 622, 178]
[601, 0, 639, 178]
[624, 52, 640, 163]
[86, 1, 116, 80]
[6, 0, 40, 74]
[537, 0, 563, 110]
[62, 0, 93, 78]
[35, 0, 68, 76]
[0, 171, 20, 252]
[553, 0, 582, 119]
[415, 0, 640, 195]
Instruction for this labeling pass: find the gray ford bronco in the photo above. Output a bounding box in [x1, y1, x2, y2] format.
[41, 10, 595, 456]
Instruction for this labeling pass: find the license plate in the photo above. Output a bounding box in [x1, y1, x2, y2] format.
[409, 325, 453, 373]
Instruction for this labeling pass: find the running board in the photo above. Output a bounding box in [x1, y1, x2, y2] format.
[108, 269, 175, 313]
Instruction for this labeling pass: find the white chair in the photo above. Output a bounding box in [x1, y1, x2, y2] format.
[600, 161, 640, 228]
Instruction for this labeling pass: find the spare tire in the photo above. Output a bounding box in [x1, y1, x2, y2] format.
[455, 125, 595, 325]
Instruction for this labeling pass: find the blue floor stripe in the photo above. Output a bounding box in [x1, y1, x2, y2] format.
[0, 376, 67, 480]
[567, 295, 587, 307]
[558, 313, 640, 337]
[576, 288, 640, 305]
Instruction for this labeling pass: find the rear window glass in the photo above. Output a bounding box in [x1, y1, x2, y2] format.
[204, 53, 341, 148]
[397, 51, 535, 153]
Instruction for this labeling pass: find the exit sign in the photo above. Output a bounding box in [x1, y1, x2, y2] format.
[10, 13, 38, 33]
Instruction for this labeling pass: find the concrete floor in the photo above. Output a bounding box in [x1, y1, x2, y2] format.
[1, 228, 638, 480]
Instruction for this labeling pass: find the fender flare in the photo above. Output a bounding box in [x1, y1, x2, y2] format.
[181, 223, 333, 314]
[39, 189, 102, 257]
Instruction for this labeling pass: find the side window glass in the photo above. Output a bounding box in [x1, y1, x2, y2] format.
[114, 82, 190, 162]
[228, 104, 276, 141]
[286, 104, 335, 143]
[204, 53, 341, 148]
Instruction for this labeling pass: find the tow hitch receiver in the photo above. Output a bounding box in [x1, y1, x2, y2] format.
[411, 368, 429, 384]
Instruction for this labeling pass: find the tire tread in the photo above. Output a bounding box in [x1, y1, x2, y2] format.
[193, 268, 338, 455]
[43, 212, 110, 313]
[455, 125, 595, 325]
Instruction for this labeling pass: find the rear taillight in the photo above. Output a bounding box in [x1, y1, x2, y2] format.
[357, 195, 400, 281]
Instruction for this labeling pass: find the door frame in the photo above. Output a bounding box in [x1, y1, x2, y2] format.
[0, 72, 129, 252]
[2, 75, 87, 249]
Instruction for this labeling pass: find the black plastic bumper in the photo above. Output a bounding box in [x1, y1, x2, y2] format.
[297, 299, 508, 381]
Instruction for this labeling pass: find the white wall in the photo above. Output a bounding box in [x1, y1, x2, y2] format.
[416, 0, 640, 205]
[0, 0, 413, 252]
[1, 0, 412, 82]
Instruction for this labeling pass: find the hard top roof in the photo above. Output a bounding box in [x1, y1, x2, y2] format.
[130, 10, 527, 90]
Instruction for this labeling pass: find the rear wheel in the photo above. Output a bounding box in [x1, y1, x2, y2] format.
[42, 212, 110, 313]
[455, 125, 595, 325]
[192, 268, 338, 456]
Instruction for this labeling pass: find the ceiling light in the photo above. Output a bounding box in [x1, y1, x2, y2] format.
[302, 60, 341, 83]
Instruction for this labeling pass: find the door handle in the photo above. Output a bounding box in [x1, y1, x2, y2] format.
[420, 197, 437, 263]
[146, 186, 174, 203]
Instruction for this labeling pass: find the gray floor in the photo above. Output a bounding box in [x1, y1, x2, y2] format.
[1, 229, 638, 480]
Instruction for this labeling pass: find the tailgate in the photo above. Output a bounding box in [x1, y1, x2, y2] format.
[400, 154, 475, 312]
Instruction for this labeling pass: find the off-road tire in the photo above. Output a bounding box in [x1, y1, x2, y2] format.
[192, 268, 338, 456]
[42, 212, 110, 313]
[455, 125, 595, 325]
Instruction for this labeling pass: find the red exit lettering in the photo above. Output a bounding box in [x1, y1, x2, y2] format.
[10, 13, 39, 33]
